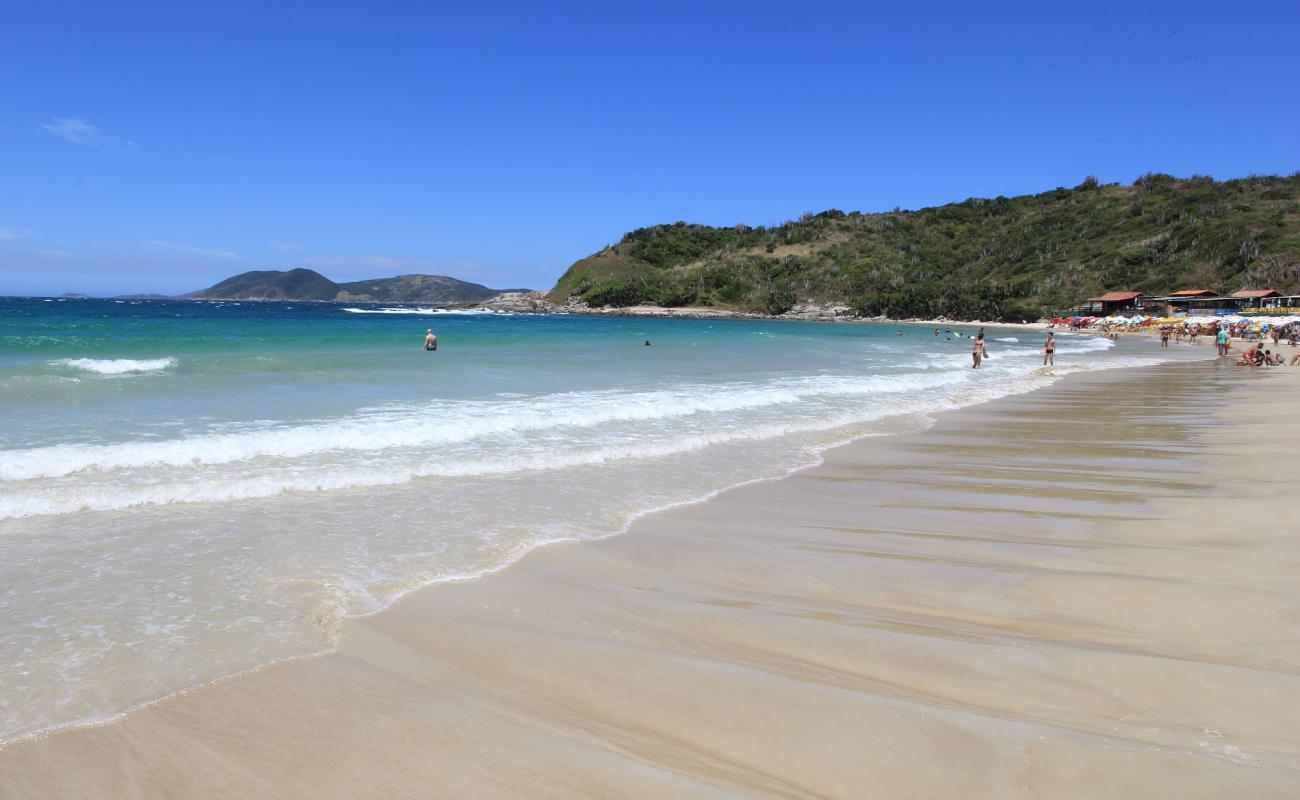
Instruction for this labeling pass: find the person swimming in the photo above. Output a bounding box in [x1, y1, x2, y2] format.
[423, 329, 437, 351]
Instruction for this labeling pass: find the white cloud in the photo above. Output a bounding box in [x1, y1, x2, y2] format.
[303, 254, 346, 269]
[437, 259, 484, 276]
[0, 226, 30, 240]
[36, 249, 75, 258]
[145, 239, 238, 259]
[275, 242, 305, 252]
[42, 117, 136, 150]
[356, 255, 437, 271]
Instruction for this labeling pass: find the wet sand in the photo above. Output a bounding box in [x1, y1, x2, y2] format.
[3, 360, 1298, 798]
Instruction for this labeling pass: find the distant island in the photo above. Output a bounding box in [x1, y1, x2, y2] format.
[188, 269, 524, 305]
[545, 173, 1300, 320]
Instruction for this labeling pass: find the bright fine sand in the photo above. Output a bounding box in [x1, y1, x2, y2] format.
[2, 360, 1298, 799]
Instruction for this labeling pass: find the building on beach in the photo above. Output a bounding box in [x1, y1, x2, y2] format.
[1080, 288, 1300, 318]
[1082, 291, 1145, 316]
[1147, 289, 1237, 317]
[1231, 289, 1283, 309]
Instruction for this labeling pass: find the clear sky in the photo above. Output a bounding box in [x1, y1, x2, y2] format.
[2, 0, 1297, 297]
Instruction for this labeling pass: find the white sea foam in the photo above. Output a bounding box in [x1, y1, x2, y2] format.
[995, 336, 1020, 342]
[0, 351, 1164, 521]
[341, 307, 509, 315]
[0, 372, 964, 482]
[52, 357, 177, 375]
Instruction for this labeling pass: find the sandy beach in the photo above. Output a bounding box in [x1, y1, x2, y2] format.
[2, 358, 1298, 799]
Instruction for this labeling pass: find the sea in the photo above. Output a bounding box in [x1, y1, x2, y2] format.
[0, 297, 1206, 744]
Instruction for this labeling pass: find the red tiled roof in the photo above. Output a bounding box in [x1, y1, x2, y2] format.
[1087, 291, 1143, 302]
[1231, 289, 1280, 298]
[1169, 289, 1215, 297]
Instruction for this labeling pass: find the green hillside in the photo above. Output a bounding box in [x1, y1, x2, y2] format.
[549, 173, 1300, 320]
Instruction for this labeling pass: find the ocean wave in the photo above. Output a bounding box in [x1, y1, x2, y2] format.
[0, 372, 964, 482]
[52, 357, 177, 375]
[994, 336, 1019, 342]
[341, 307, 509, 315]
[0, 371, 1026, 519]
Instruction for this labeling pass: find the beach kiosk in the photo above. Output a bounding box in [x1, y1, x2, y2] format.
[1160, 289, 1238, 317]
[1083, 291, 1144, 316]
[1232, 289, 1283, 310]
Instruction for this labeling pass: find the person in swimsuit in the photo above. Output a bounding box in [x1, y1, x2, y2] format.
[423, 329, 437, 351]
[1043, 332, 1055, 366]
[971, 336, 984, 369]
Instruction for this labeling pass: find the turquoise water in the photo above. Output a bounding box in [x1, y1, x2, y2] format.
[0, 297, 1201, 743]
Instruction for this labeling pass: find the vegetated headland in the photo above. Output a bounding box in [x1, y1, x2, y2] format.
[173, 173, 1300, 322]
[545, 172, 1300, 321]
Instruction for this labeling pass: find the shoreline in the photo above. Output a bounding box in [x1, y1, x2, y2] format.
[4, 355, 1298, 797]
[0, 337, 1172, 749]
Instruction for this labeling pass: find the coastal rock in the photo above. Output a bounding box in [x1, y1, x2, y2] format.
[471, 291, 561, 313]
[778, 302, 858, 321]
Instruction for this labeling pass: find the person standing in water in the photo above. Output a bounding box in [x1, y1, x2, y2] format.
[1043, 332, 1055, 366]
[971, 335, 984, 369]
[423, 329, 437, 351]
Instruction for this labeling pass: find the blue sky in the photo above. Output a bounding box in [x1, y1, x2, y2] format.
[2, 0, 1297, 296]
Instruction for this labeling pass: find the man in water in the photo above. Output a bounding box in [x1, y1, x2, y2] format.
[1216, 326, 1229, 357]
[1043, 332, 1055, 366]
[423, 329, 437, 351]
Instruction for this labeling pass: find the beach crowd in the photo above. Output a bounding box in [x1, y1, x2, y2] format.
[1050, 314, 1300, 368]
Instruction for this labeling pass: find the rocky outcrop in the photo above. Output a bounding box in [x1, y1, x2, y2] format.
[777, 302, 858, 321]
[469, 291, 561, 313]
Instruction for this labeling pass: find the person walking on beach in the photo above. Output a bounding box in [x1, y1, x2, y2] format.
[423, 329, 438, 351]
[1043, 332, 1055, 366]
[971, 336, 984, 369]
[1216, 326, 1230, 357]
[1160, 327, 1170, 348]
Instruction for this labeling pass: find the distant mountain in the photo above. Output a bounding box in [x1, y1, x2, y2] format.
[336, 274, 501, 304]
[188, 269, 516, 304]
[189, 268, 340, 301]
